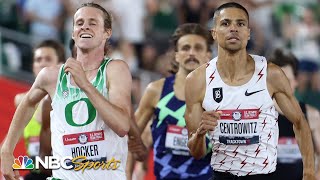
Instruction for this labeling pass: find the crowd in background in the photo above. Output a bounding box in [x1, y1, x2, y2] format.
[0, 0, 320, 109]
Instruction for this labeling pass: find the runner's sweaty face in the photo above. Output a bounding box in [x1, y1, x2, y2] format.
[72, 7, 110, 52]
[211, 8, 250, 53]
[175, 34, 210, 72]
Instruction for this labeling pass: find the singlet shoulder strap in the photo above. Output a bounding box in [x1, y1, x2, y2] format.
[160, 75, 175, 98]
[93, 57, 112, 89]
[53, 64, 68, 100]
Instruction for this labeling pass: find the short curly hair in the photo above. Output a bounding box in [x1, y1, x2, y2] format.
[268, 48, 299, 77]
[169, 23, 213, 74]
[171, 23, 213, 52]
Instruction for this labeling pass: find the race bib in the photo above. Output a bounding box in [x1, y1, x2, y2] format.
[165, 125, 190, 156]
[218, 109, 260, 145]
[28, 136, 40, 156]
[277, 137, 301, 163]
[63, 130, 107, 161]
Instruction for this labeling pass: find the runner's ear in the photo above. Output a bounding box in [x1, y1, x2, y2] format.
[211, 29, 216, 40]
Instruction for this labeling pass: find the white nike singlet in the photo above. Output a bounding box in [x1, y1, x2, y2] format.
[203, 55, 279, 176]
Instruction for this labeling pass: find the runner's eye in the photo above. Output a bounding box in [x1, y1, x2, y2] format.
[221, 22, 229, 26]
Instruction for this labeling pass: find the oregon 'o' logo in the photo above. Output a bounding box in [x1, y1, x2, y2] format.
[65, 98, 96, 127]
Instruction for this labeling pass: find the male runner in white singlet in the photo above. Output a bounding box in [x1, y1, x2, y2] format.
[185, 2, 315, 180]
[1, 3, 131, 180]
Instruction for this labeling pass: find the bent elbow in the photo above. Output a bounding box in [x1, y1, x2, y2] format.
[117, 130, 128, 137]
[117, 125, 130, 137]
[117, 128, 129, 137]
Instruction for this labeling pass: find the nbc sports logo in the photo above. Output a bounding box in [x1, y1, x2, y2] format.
[11, 155, 121, 171]
[12, 156, 34, 169]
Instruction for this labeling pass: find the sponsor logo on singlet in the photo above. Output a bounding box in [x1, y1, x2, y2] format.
[244, 89, 265, 96]
[212, 87, 223, 103]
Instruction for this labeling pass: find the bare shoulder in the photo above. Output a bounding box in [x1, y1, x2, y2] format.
[105, 60, 132, 89]
[186, 64, 207, 92]
[135, 78, 165, 124]
[140, 78, 165, 108]
[107, 59, 130, 73]
[146, 78, 165, 97]
[36, 65, 61, 96]
[18, 65, 60, 105]
[267, 62, 284, 81]
[14, 92, 27, 107]
[266, 62, 289, 95]
[39, 65, 61, 83]
[186, 64, 207, 103]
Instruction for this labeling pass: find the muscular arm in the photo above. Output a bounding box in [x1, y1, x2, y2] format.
[127, 105, 148, 161]
[268, 63, 315, 176]
[130, 123, 153, 180]
[79, 60, 132, 137]
[306, 105, 320, 177]
[126, 80, 162, 178]
[135, 80, 163, 130]
[0, 93, 28, 156]
[39, 95, 52, 175]
[1, 68, 51, 179]
[128, 112, 141, 141]
[185, 66, 207, 159]
[2, 70, 49, 153]
[39, 96, 52, 153]
[126, 113, 148, 180]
